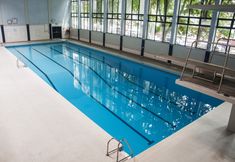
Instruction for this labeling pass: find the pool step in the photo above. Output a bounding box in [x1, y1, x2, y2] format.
[106, 138, 133, 162]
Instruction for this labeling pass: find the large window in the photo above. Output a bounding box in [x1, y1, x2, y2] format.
[71, 0, 235, 53]
[92, 0, 104, 32]
[81, 0, 90, 30]
[176, 0, 213, 48]
[147, 0, 174, 42]
[125, 0, 144, 38]
[71, 0, 78, 29]
[107, 0, 122, 34]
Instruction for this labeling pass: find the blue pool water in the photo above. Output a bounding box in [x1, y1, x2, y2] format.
[7, 41, 222, 156]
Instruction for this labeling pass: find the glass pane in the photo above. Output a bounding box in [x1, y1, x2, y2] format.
[186, 26, 198, 47]
[176, 25, 187, 45]
[147, 22, 155, 40]
[154, 23, 163, 41]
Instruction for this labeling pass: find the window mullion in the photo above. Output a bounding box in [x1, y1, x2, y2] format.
[103, 0, 108, 33]
[89, 0, 93, 31]
[207, 0, 222, 51]
[120, 0, 126, 36]
[78, 0, 81, 29]
[142, 0, 149, 39]
[169, 0, 180, 45]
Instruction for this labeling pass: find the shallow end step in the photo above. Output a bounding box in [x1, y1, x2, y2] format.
[175, 79, 235, 104]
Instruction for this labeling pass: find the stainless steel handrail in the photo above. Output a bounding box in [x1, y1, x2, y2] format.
[180, 38, 233, 93]
[116, 138, 134, 162]
[180, 39, 233, 80]
[16, 58, 27, 68]
[106, 137, 134, 162]
[106, 138, 122, 156]
[218, 46, 231, 92]
[210, 37, 235, 63]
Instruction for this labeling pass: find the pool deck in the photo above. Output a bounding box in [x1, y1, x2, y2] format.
[0, 42, 235, 162]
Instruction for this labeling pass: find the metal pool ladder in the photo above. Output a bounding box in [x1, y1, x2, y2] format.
[106, 138, 133, 162]
[16, 59, 27, 68]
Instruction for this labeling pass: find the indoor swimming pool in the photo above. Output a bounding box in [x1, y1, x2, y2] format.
[6, 41, 222, 156]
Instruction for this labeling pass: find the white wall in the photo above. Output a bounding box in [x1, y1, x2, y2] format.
[70, 29, 78, 40]
[105, 33, 120, 50]
[30, 25, 50, 41]
[80, 29, 89, 42]
[0, 0, 70, 42]
[4, 25, 28, 42]
[123, 36, 142, 55]
[211, 52, 235, 70]
[173, 45, 205, 61]
[91, 31, 103, 46]
[28, 0, 49, 25]
[145, 40, 169, 56]
[0, 0, 26, 25]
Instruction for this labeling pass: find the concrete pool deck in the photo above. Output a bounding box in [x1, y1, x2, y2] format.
[0, 43, 235, 162]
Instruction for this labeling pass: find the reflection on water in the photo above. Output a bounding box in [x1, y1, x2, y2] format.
[60, 44, 219, 141]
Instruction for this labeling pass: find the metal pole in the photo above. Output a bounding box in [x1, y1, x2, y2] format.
[78, 0, 81, 29]
[140, 0, 149, 56]
[169, 0, 180, 45]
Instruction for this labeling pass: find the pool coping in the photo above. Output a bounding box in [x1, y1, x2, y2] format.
[1, 40, 234, 162]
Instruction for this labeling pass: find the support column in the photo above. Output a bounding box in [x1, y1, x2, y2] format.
[120, 0, 126, 50]
[89, 0, 93, 43]
[204, 0, 221, 62]
[78, 0, 81, 40]
[141, 0, 149, 56]
[49, 24, 52, 39]
[103, 0, 108, 46]
[25, 0, 30, 41]
[48, 0, 52, 39]
[26, 24, 31, 41]
[1, 25, 5, 43]
[169, 0, 180, 58]
[228, 104, 235, 132]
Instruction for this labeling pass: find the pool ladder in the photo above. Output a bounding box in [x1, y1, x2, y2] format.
[106, 138, 133, 162]
[16, 59, 27, 68]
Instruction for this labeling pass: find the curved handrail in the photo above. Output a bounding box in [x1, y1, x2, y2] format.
[106, 137, 134, 162]
[116, 138, 134, 162]
[16, 58, 27, 68]
[180, 40, 198, 80]
[120, 138, 134, 157]
[179, 38, 233, 94]
[210, 37, 233, 63]
[106, 138, 117, 156]
[180, 38, 233, 81]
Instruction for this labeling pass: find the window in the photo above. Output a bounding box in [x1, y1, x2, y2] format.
[107, 0, 122, 34]
[214, 0, 235, 53]
[176, 0, 213, 48]
[92, 0, 104, 32]
[81, 0, 90, 30]
[147, 0, 174, 42]
[125, 0, 144, 38]
[71, 0, 78, 29]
